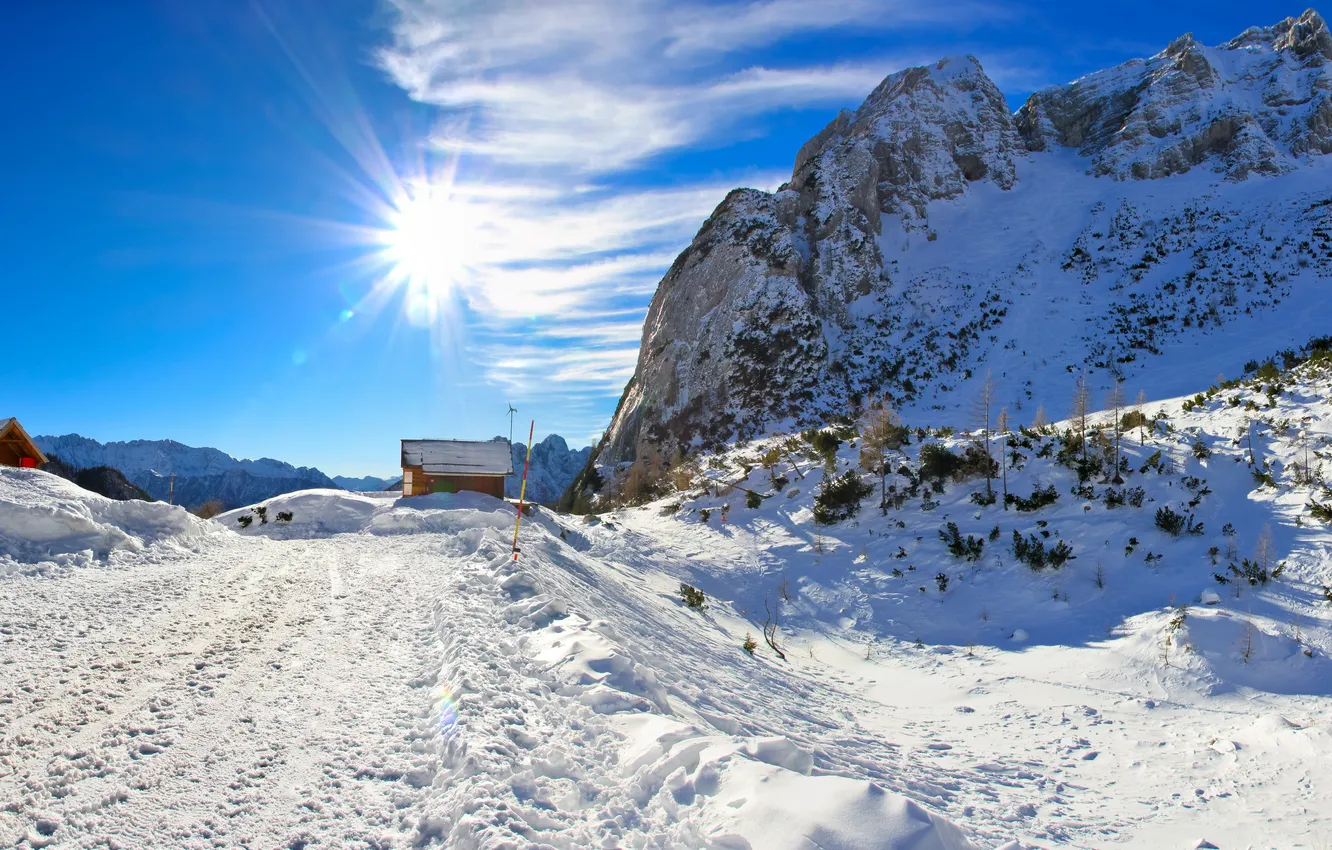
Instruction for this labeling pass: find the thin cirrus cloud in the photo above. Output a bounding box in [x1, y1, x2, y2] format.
[664, 0, 1012, 56]
[373, 0, 1015, 410]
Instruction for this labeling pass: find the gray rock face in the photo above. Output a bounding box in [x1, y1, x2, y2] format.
[1016, 9, 1332, 180]
[604, 56, 1021, 464]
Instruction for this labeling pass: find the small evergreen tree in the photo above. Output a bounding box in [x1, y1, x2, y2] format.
[939, 522, 984, 561]
[680, 583, 707, 610]
[859, 404, 908, 515]
[1154, 505, 1187, 536]
[813, 471, 875, 525]
[1134, 389, 1148, 444]
[1071, 372, 1091, 475]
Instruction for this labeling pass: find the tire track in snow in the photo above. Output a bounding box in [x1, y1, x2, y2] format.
[0, 534, 456, 848]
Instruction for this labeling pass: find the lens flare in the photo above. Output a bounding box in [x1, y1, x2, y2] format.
[433, 678, 461, 733]
[385, 184, 467, 293]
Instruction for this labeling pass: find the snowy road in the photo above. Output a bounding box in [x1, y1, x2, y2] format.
[1, 534, 451, 848]
[7, 436, 1332, 849]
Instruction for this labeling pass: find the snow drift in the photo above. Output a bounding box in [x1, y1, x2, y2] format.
[0, 468, 226, 575]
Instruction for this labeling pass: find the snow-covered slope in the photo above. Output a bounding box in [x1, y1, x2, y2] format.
[34, 433, 339, 510]
[599, 9, 1332, 473]
[1, 470, 986, 849]
[7, 350, 1332, 846]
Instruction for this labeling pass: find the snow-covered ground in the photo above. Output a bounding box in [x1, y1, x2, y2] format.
[4, 356, 1332, 847]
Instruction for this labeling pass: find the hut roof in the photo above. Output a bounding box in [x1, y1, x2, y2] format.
[401, 439, 513, 476]
[0, 418, 48, 463]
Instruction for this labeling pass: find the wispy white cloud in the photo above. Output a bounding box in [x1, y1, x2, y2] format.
[664, 0, 1013, 57]
[370, 0, 1021, 409]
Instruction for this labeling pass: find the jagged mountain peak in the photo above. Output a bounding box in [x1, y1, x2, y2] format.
[1016, 8, 1332, 181]
[1268, 8, 1332, 59]
[786, 54, 1019, 227]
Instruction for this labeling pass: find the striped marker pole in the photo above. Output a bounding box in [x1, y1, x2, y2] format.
[512, 420, 535, 561]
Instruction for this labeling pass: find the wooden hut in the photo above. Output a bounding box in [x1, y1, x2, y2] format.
[0, 418, 47, 469]
[400, 439, 513, 498]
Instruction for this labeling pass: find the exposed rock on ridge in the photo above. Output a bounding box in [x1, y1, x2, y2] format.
[603, 56, 1020, 464]
[1017, 9, 1332, 180]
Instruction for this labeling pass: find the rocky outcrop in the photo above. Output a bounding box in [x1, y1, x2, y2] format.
[1016, 9, 1332, 180]
[603, 56, 1021, 464]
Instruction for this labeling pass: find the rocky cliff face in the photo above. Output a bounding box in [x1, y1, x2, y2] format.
[604, 55, 1021, 463]
[598, 10, 1332, 474]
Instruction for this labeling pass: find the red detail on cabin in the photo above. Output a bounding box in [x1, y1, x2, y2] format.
[20, 457, 37, 468]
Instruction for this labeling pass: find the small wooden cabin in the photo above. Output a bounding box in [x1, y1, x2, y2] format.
[0, 418, 47, 469]
[400, 439, 513, 498]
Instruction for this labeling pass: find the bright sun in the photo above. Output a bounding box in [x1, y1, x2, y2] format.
[384, 186, 469, 322]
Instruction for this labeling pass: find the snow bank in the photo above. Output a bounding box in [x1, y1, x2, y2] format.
[410, 515, 999, 849]
[215, 488, 521, 538]
[216, 489, 384, 536]
[0, 468, 225, 575]
[704, 763, 979, 850]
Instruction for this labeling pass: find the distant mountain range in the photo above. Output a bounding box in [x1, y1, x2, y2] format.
[332, 475, 397, 492]
[35, 434, 340, 510]
[33, 433, 590, 511]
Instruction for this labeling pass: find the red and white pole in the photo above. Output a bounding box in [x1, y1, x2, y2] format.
[511, 420, 535, 561]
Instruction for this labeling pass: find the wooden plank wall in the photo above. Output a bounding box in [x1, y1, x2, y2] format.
[401, 467, 506, 499]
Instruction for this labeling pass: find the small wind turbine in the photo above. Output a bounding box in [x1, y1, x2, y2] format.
[507, 403, 518, 445]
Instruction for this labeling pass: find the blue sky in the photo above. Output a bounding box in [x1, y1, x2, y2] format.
[3, 0, 1307, 476]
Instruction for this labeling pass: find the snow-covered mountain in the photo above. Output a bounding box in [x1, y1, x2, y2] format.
[34, 434, 339, 511]
[505, 434, 592, 505]
[600, 9, 1332, 472]
[332, 475, 397, 492]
